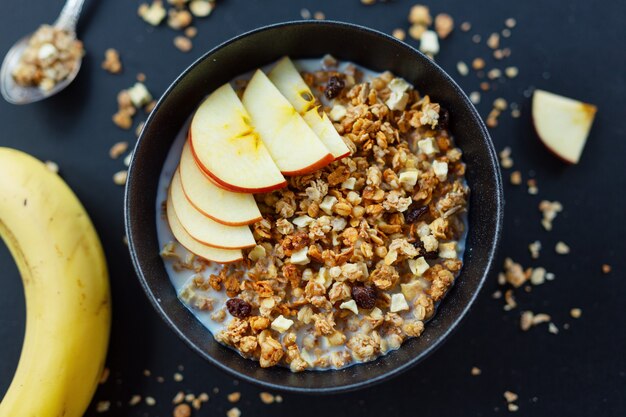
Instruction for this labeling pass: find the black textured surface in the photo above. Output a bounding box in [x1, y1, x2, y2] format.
[1, 0, 625, 415]
[125, 21, 503, 393]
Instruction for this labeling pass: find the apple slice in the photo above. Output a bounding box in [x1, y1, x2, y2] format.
[302, 107, 351, 160]
[532, 89, 597, 164]
[189, 83, 287, 193]
[242, 69, 334, 175]
[269, 57, 350, 160]
[268, 56, 317, 114]
[170, 170, 256, 249]
[166, 193, 243, 263]
[179, 141, 262, 226]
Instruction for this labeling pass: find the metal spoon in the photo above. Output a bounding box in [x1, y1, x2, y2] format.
[0, 0, 86, 105]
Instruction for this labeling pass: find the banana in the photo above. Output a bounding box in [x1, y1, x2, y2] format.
[0, 148, 111, 417]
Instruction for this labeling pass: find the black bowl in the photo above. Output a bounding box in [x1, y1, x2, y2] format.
[125, 20, 503, 394]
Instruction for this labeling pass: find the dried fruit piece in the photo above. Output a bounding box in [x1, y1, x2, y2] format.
[226, 298, 252, 318]
[352, 285, 376, 309]
[324, 76, 345, 99]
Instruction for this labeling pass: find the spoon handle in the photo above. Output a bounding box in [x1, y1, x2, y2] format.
[54, 0, 86, 32]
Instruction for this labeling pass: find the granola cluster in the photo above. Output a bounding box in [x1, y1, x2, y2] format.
[167, 62, 469, 371]
[12, 25, 83, 92]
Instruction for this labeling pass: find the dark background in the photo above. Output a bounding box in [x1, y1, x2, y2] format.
[1, 0, 625, 415]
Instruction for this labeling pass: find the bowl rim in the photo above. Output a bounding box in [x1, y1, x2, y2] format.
[125, 19, 504, 394]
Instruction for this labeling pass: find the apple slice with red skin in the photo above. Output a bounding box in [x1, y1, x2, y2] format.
[166, 189, 243, 263]
[169, 170, 256, 249]
[189, 83, 287, 193]
[179, 140, 262, 226]
[532, 89, 597, 164]
[269, 57, 351, 160]
[242, 69, 334, 176]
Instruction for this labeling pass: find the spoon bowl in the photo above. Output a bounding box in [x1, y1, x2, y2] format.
[0, 34, 82, 105]
[0, 0, 85, 105]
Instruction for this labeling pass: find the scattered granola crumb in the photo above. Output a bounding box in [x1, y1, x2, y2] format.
[434, 13, 454, 39]
[469, 91, 481, 104]
[527, 179, 538, 195]
[570, 308, 582, 319]
[511, 109, 521, 118]
[173, 372, 184, 382]
[457, 61, 469, 76]
[113, 170, 128, 186]
[259, 392, 275, 404]
[510, 170, 522, 185]
[504, 289, 517, 311]
[138, 1, 167, 26]
[508, 403, 519, 412]
[198, 392, 209, 402]
[300, 8, 311, 19]
[504, 391, 518, 403]
[409, 24, 426, 40]
[99, 367, 110, 384]
[172, 391, 185, 404]
[408, 5, 432, 26]
[226, 407, 241, 417]
[530, 267, 546, 285]
[602, 264, 612, 274]
[173, 403, 192, 417]
[227, 392, 241, 403]
[96, 401, 111, 413]
[102, 48, 122, 74]
[486, 33, 500, 49]
[313, 11, 325, 20]
[174, 36, 193, 52]
[471, 366, 482, 376]
[156, 376, 165, 383]
[505, 18, 517, 28]
[129, 395, 142, 406]
[361, 0, 376, 5]
[44, 160, 59, 174]
[472, 34, 481, 43]
[505, 66, 519, 78]
[145, 396, 156, 406]
[548, 322, 559, 334]
[555, 241, 570, 255]
[460, 21, 471, 32]
[528, 240, 541, 259]
[185, 26, 198, 38]
[109, 141, 128, 159]
[392, 28, 406, 41]
[168, 9, 193, 30]
[499, 147, 514, 169]
[189, 0, 214, 17]
[472, 57, 485, 70]
[502, 28, 512, 38]
[480, 81, 490, 91]
[539, 200, 563, 231]
[143, 369, 151, 377]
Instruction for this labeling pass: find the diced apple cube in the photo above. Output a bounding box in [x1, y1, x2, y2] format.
[401, 281, 422, 301]
[292, 215, 315, 228]
[290, 247, 310, 265]
[432, 160, 448, 181]
[438, 241, 458, 259]
[390, 293, 409, 313]
[408, 256, 430, 276]
[340, 299, 359, 315]
[399, 170, 419, 188]
[329, 104, 347, 121]
[319, 195, 338, 215]
[247, 245, 266, 261]
[341, 177, 356, 190]
[271, 315, 294, 333]
[418, 138, 439, 156]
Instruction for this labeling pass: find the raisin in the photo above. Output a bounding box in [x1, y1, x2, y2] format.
[352, 285, 377, 309]
[437, 107, 450, 130]
[405, 203, 429, 223]
[226, 298, 252, 319]
[412, 241, 439, 259]
[324, 76, 345, 99]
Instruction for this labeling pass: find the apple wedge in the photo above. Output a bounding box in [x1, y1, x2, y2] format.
[189, 83, 287, 193]
[242, 69, 334, 175]
[170, 170, 256, 249]
[179, 141, 262, 226]
[532, 89, 597, 164]
[166, 192, 243, 263]
[269, 57, 351, 159]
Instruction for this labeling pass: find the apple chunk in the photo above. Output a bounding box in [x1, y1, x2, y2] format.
[189, 83, 286, 193]
[166, 192, 243, 263]
[242, 69, 333, 175]
[269, 57, 350, 160]
[179, 141, 262, 226]
[170, 170, 256, 249]
[532, 89, 597, 164]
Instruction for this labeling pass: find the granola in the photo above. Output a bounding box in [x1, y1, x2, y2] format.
[159, 58, 470, 371]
